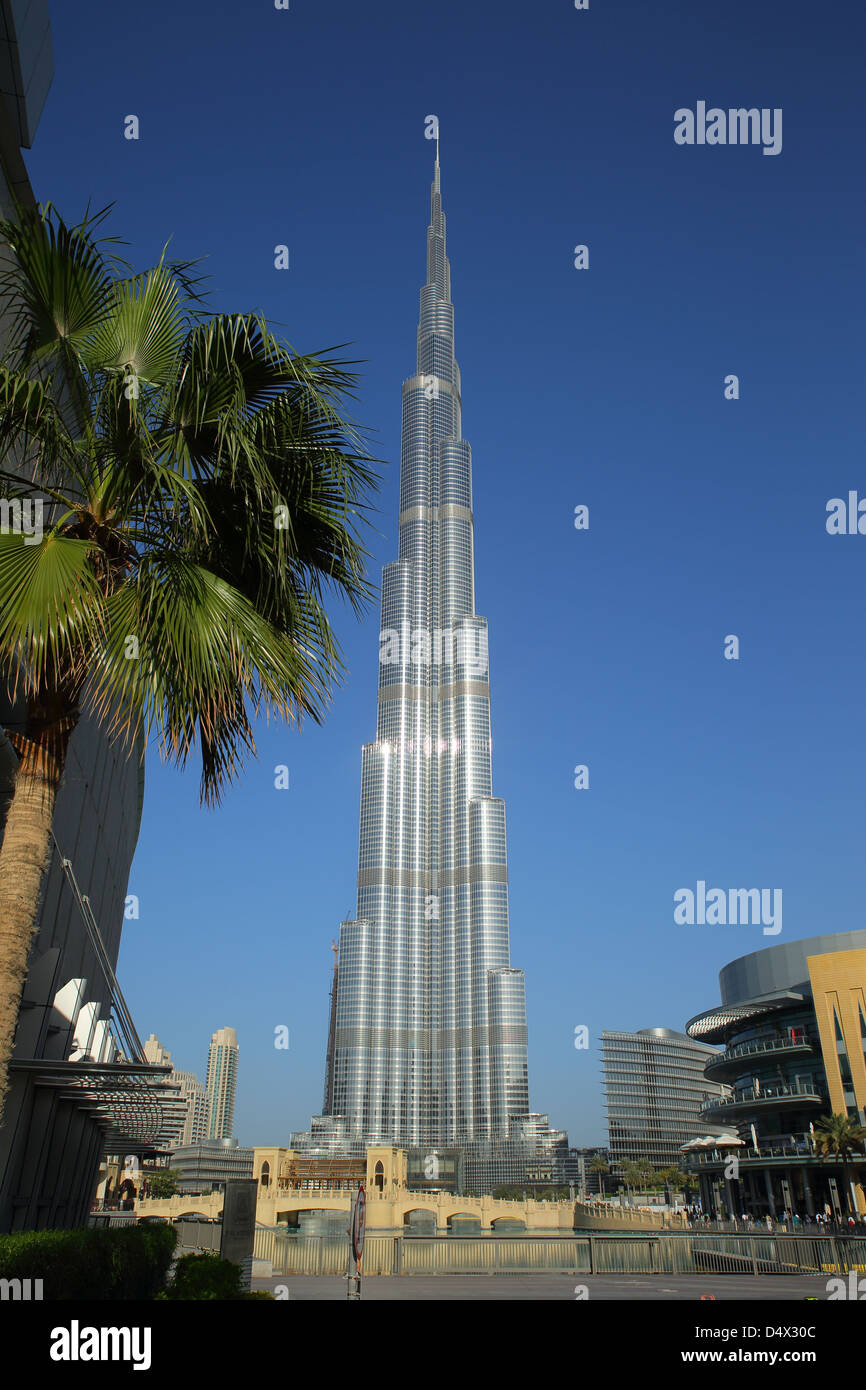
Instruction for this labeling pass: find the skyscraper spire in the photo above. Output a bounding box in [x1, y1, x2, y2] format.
[299, 160, 532, 1153]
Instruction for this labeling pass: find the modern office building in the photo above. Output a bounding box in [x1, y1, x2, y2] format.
[601, 1028, 731, 1174]
[294, 155, 560, 1176]
[0, 3, 177, 1233]
[172, 1138, 253, 1195]
[684, 932, 866, 1219]
[205, 1027, 239, 1140]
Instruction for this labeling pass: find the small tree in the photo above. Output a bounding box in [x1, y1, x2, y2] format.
[146, 1170, 180, 1200]
[814, 1114, 866, 1216]
[676, 1169, 698, 1199]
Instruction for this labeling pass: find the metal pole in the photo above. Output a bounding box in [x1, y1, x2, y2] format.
[346, 1241, 361, 1299]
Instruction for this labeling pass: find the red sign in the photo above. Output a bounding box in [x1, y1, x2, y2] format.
[352, 1185, 366, 1263]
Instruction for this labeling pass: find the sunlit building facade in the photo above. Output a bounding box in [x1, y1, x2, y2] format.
[601, 1027, 731, 1173]
[295, 158, 542, 1159]
[206, 1027, 239, 1141]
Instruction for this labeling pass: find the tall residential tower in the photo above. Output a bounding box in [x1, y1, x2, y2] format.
[296, 157, 545, 1160]
[205, 1027, 239, 1140]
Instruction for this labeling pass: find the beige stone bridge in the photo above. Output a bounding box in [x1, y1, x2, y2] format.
[134, 1145, 576, 1231]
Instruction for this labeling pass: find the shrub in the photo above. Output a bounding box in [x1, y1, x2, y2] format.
[158, 1252, 250, 1300]
[0, 1223, 177, 1300]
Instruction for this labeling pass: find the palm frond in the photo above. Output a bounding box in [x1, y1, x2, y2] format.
[0, 533, 103, 696]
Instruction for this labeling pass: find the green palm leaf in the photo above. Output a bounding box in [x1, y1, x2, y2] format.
[0, 203, 120, 370]
[0, 532, 103, 693]
[87, 261, 185, 387]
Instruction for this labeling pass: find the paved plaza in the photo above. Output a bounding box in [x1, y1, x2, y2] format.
[252, 1273, 832, 1300]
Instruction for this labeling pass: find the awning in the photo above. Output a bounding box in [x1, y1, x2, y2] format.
[11, 1058, 186, 1151]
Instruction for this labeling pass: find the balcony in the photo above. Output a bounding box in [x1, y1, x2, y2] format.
[703, 1034, 815, 1082]
[700, 1080, 827, 1118]
[683, 1132, 821, 1167]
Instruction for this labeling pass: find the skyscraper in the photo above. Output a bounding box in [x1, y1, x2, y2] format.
[297, 155, 539, 1156]
[601, 1028, 731, 1172]
[205, 1027, 239, 1140]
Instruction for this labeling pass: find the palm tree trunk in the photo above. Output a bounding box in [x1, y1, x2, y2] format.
[0, 692, 78, 1120]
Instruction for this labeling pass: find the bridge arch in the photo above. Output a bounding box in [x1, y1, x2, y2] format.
[443, 1210, 481, 1228]
[402, 1206, 437, 1226]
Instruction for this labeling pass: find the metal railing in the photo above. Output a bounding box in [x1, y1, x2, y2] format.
[720, 1036, 814, 1065]
[174, 1220, 221, 1252]
[701, 1081, 826, 1112]
[252, 1228, 866, 1278]
[685, 1132, 818, 1164]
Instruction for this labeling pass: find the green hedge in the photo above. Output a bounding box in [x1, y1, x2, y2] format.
[0, 1223, 177, 1300]
[158, 1252, 273, 1300]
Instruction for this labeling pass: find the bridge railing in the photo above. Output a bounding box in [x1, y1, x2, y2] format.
[251, 1228, 866, 1278]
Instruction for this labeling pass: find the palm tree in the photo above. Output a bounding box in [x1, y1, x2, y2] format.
[588, 1155, 609, 1199]
[0, 203, 379, 1114]
[635, 1158, 656, 1190]
[621, 1160, 644, 1205]
[813, 1113, 866, 1217]
[676, 1168, 698, 1199]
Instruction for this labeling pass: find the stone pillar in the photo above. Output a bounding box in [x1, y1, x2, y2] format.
[724, 1177, 735, 1218]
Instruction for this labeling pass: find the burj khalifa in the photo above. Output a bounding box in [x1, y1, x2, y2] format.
[298, 155, 536, 1155]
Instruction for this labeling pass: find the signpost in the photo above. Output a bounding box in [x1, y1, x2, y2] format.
[221, 1179, 258, 1290]
[347, 1184, 366, 1300]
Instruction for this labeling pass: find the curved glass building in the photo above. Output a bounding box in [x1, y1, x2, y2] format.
[684, 932, 866, 1219]
[297, 158, 533, 1154]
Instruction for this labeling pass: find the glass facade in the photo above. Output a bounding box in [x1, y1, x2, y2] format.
[298, 160, 531, 1150]
[684, 935, 866, 1219]
[601, 1027, 730, 1170]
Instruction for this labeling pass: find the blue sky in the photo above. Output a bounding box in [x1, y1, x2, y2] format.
[28, 0, 866, 1147]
